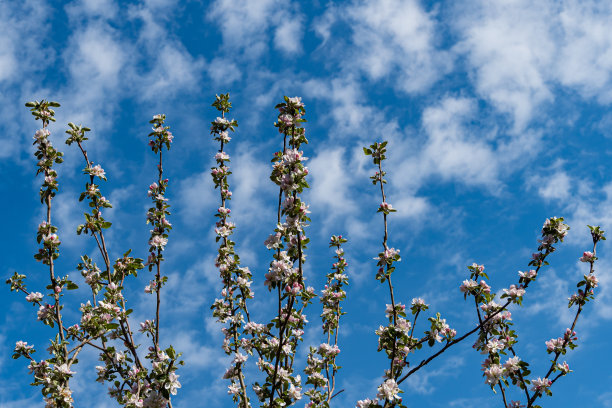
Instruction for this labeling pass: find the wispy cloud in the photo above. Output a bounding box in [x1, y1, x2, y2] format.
[208, 0, 304, 59]
[453, 0, 612, 130]
[315, 0, 452, 94]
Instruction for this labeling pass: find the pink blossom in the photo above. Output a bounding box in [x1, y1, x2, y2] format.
[585, 273, 599, 287]
[215, 152, 229, 161]
[479, 280, 491, 294]
[285, 281, 302, 295]
[485, 338, 505, 353]
[460, 279, 478, 293]
[379, 202, 394, 211]
[149, 235, 168, 248]
[471, 263, 485, 273]
[376, 379, 400, 402]
[33, 128, 50, 142]
[503, 356, 521, 373]
[14, 341, 34, 353]
[219, 131, 231, 142]
[148, 182, 158, 197]
[25, 292, 43, 303]
[503, 284, 525, 300]
[264, 232, 282, 249]
[385, 303, 405, 318]
[287, 96, 304, 107]
[37, 304, 55, 321]
[564, 328, 577, 342]
[318, 343, 340, 357]
[557, 361, 570, 374]
[43, 233, 60, 245]
[580, 251, 595, 262]
[484, 364, 504, 385]
[356, 399, 379, 408]
[518, 269, 537, 280]
[90, 164, 106, 178]
[164, 372, 181, 395]
[530, 377, 552, 393]
[411, 298, 427, 308]
[545, 337, 564, 353]
[55, 363, 76, 375]
[214, 117, 229, 126]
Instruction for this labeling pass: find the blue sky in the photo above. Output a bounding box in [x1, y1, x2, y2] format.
[1, 0, 612, 406]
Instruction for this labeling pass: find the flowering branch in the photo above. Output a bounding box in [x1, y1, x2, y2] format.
[523, 226, 605, 408]
[304, 235, 348, 407]
[258, 96, 315, 407]
[7, 100, 80, 406]
[209, 93, 254, 407]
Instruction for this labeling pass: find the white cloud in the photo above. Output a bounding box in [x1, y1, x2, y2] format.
[207, 57, 242, 86]
[384, 96, 501, 193]
[0, 0, 53, 84]
[314, 0, 452, 94]
[347, 0, 452, 93]
[403, 356, 464, 395]
[454, 0, 555, 131]
[65, 0, 119, 20]
[167, 330, 227, 369]
[523, 268, 575, 326]
[391, 195, 429, 219]
[302, 76, 398, 140]
[229, 146, 277, 229]
[0, 0, 56, 160]
[66, 22, 126, 87]
[307, 147, 358, 221]
[57, 19, 128, 136]
[177, 171, 216, 222]
[422, 97, 499, 187]
[274, 15, 304, 55]
[454, 0, 612, 129]
[556, 1, 612, 102]
[585, 258, 612, 320]
[566, 181, 612, 246]
[208, 0, 304, 59]
[0, 37, 16, 82]
[534, 171, 572, 200]
[137, 43, 205, 100]
[126, 0, 205, 99]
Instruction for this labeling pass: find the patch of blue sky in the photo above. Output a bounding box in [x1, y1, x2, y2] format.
[1, 0, 611, 407]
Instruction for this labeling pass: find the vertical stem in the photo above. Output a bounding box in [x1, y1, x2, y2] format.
[155, 148, 163, 353]
[377, 160, 398, 381]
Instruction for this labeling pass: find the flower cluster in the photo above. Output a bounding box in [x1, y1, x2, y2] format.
[148, 114, 174, 153]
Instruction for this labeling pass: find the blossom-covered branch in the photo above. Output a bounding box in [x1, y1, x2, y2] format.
[304, 235, 348, 407]
[8, 100, 79, 407]
[209, 93, 254, 407]
[256, 96, 316, 408]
